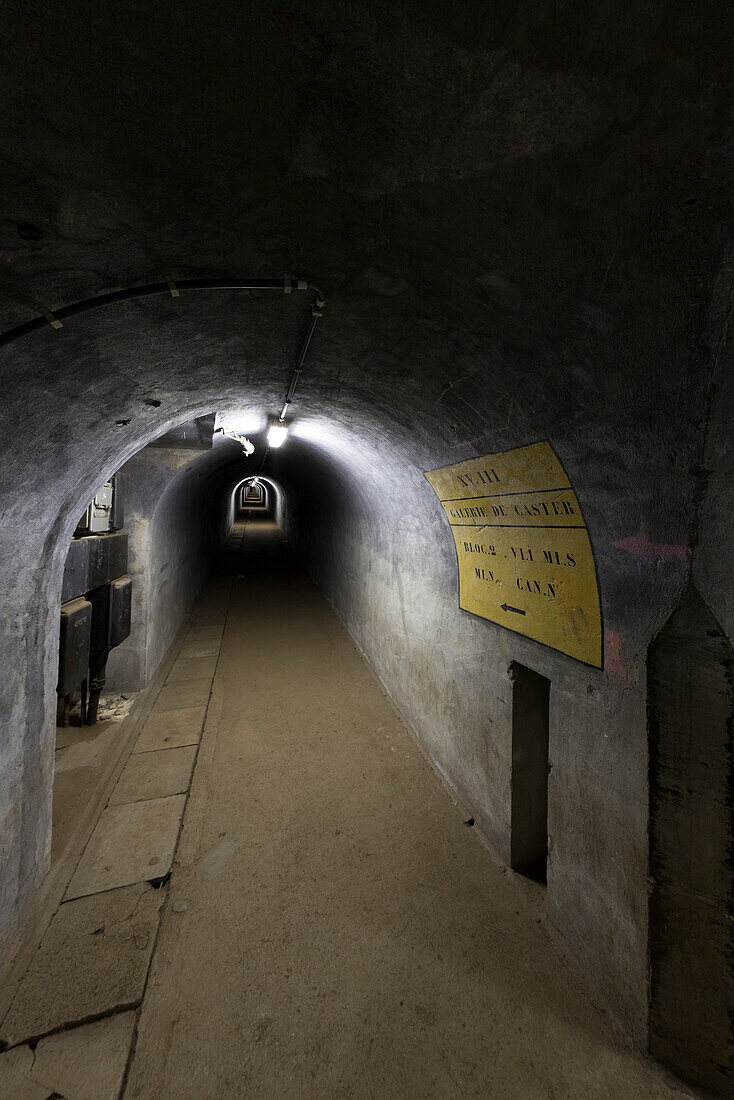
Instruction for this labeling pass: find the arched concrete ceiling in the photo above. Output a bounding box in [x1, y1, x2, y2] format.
[0, 0, 729, 568]
[0, 0, 730, 559]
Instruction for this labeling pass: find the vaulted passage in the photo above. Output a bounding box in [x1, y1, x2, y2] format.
[1, 3, 733, 1096]
[0, 517, 684, 1096]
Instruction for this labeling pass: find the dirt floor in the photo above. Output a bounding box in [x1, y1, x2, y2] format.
[1, 518, 698, 1098]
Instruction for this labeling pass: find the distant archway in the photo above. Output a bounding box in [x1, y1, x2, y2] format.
[229, 475, 284, 530]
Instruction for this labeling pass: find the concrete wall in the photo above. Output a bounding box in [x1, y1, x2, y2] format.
[647, 586, 734, 1092]
[0, 383, 251, 963]
[107, 423, 233, 692]
[643, 244, 734, 1092]
[693, 243, 734, 641]
[272, 403, 696, 1045]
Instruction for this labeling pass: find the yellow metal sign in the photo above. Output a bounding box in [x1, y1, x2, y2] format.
[424, 442, 602, 667]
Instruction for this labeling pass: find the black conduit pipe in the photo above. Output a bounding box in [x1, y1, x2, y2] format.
[279, 304, 323, 420]
[0, 275, 326, 417]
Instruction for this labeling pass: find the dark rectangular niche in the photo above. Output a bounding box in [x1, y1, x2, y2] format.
[510, 662, 550, 884]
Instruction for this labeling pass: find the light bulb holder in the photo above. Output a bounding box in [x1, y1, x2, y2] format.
[267, 420, 288, 449]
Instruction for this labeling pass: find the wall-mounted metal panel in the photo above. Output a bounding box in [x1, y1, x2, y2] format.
[108, 576, 132, 648]
[110, 472, 125, 530]
[63, 532, 128, 598]
[86, 536, 109, 590]
[60, 540, 90, 602]
[106, 532, 128, 582]
[58, 597, 92, 695]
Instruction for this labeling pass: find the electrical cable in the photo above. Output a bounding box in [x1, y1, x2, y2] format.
[0, 276, 325, 349]
[0, 274, 326, 463]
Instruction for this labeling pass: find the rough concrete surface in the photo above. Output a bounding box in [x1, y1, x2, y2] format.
[0, 1045, 52, 1100]
[51, 720, 124, 864]
[106, 428, 226, 693]
[110, 745, 197, 805]
[0, 885, 161, 1047]
[65, 796, 186, 900]
[0, 1012, 136, 1100]
[124, 521, 695, 1098]
[153, 679, 213, 713]
[177, 639, 222, 660]
[133, 707, 207, 754]
[166, 655, 219, 683]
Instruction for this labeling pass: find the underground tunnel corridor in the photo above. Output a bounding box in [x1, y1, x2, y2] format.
[1, 2, 733, 1097]
[0, 510, 697, 1097]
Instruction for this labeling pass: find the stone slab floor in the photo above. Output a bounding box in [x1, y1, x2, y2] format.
[0, 518, 698, 1099]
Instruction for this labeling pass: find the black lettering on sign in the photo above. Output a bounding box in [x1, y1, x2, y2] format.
[541, 550, 577, 567]
[474, 567, 495, 582]
[514, 498, 576, 518]
[450, 505, 487, 520]
[510, 546, 534, 562]
[491, 503, 508, 517]
[515, 577, 558, 598]
[464, 542, 497, 555]
[457, 469, 500, 489]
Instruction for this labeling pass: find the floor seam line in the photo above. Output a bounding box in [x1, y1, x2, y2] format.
[116, 525, 243, 1099]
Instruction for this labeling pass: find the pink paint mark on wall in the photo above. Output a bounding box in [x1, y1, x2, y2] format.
[606, 630, 626, 677]
[614, 534, 691, 561]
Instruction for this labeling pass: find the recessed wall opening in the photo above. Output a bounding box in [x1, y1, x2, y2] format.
[510, 662, 550, 884]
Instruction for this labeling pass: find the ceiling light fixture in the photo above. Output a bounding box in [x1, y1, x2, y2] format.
[267, 422, 288, 449]
[264, 284, 325, 451]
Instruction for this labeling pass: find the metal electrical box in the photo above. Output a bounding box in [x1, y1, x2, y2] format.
[88, 531, 128, 589]
[76, 473, 125, 535]
[57, 469, 131, 725]
[61, 540, 90, 603]
[107, 532, 128, 582]
[86, 537, 109, 590]
[110, 474, 125, 531]
[62, 532, 129, 600]
[89, 482, 114, 532]
[58, 598, 92, 696]
[89, 575, 132, 652]
[109, 576, 132, 648]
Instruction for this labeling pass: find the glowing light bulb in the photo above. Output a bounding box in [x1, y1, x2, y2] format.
[267, 423, 288, 449]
